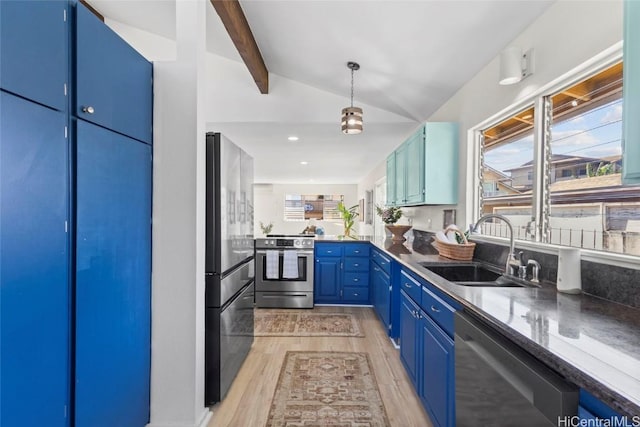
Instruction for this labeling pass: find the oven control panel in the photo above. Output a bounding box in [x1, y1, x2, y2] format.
[255, 237, 315, 250]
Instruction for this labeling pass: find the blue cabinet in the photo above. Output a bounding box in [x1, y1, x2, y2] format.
[398, 266, 458, 427]
[385, 123, 458, 206]
[1, 92, 70, 427]
[623, 0, 640, 185]
[315, 256, 342, 302]
[371, 248, 392, 333]
[0, 0, 68, 111]
[400, 291, 420, 389]
[386, 153, 397, 205]
[75, 3, 152, 144]
[579, 389, 633, 425]
[75, 121, 152, 427]
[420, 312, 455, 427]
[314, 242, 370, 304]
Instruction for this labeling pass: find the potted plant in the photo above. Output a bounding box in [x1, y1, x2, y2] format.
[259, 221, 273, 236]
[376, 205, 411, 241]
[337, 202, 359, 239]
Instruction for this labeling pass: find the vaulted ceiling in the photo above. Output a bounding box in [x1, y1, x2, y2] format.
[87, 0, 555, 183]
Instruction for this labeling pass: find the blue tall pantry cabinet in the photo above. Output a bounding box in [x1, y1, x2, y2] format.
[0, 1, 153, 426]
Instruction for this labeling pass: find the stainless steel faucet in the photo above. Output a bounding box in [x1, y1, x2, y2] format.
[471, 214, 523, 277]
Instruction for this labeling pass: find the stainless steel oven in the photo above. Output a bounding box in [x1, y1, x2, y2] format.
[255, 236, 314, 308]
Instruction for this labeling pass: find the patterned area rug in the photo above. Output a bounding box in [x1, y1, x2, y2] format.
[266, 351, 390, 427]
[254, 310, 364, 337]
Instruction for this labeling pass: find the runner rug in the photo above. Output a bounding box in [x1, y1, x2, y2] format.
[266, 351, 391, 427]
[254, 310, 365, 337]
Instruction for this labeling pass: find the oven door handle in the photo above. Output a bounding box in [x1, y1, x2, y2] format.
[256, 250, 314, 256]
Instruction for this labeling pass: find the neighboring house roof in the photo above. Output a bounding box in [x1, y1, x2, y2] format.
[505, 154, 602, 172]
[548, 173, 621, 192]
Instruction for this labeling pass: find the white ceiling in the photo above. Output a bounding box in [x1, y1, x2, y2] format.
[89, 0, 554, 184]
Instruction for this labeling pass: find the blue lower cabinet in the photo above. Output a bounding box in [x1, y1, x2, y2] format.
[315, 256, 342, 302]
[399, 271, 457, 427]
[400, 291, 420, 388]
[420, 312, 455, 427]
[1, 92, 70, 427]
[371, 261, 391, 331]
[579, 389, 634, 426]
[314, 242, 370, 304]
[75, 121, 151, 427]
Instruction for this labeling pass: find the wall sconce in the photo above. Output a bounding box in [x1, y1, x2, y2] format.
[499, 47, 534, 85]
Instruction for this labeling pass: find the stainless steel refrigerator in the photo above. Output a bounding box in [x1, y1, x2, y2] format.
[205, 132, 255, 404]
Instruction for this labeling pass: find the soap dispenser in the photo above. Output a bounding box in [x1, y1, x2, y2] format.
[557, 247, 581, 294]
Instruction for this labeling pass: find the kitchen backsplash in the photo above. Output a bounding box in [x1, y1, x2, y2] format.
[412, 229, 639, 309]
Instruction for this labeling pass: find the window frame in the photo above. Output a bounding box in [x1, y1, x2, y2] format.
[468, 42, 638, 265]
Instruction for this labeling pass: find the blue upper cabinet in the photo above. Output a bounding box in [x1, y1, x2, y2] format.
[0, 0, 68, 111]
[386, 123, 458, 206]
[623, 0, 640, 185]
[1, 92, 70, 427]
[386, 153, 397, 205]
[405, 127, 426, 204]
[75, 3, 153, 144]
[424, 122, 458, 204]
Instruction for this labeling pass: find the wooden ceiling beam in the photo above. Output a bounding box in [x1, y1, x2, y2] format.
[210, 0, 269, 94]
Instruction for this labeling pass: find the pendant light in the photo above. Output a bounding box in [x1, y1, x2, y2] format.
[341, 61, 363, 134]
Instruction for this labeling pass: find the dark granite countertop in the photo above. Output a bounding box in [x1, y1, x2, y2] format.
[315, 235, 640, 417]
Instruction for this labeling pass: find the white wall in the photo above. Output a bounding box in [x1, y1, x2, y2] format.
[358, 0, 624, 234]
[255, 183, 358, 236]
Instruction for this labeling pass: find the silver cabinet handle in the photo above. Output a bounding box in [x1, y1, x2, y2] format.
[354, 250, 360, 254]
[404, 283, 412, 289]
[353, 278, 359, 282]
[354, 293, 359, 296]
[354, 263, 359, 267]
[326, 250, 332, 253]
[374, 267, 380, 272]
[431, 305, 440, 313]
[82, 106, 95, 114]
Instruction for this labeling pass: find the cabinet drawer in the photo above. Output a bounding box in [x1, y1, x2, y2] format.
[344, 244, 370, 257]
[344, 257, 368, 272]
[421, 285, 456, 337]
[400, 270, 422, 304]
[344, 272, 369, 287]
[371, 249, 391, 275]
[315, 244, 342, 257]
[343, 287, 369, 302]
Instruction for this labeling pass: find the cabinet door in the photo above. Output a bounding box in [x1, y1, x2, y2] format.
[405, 127, 425, 204]
[399, 291, 419, 388]
[75, 121, 151, 427]
[623, 0, 640, 184]
[395, 143, 407, 205]
[314, 257, 342, 302]
[1, 93, 69, 426]
[386, 153, 396, 206]
[75, 3, 152, 144]
[0, 0, 68, 111]
[424, 122, 458, 204]
[421, 312, 455, 427]
[372, 266, 391, 329]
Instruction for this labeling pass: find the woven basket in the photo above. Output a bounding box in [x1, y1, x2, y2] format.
[433, 227, 476, 261]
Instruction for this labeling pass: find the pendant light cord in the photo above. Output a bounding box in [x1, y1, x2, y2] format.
[350, 67, 355, 108]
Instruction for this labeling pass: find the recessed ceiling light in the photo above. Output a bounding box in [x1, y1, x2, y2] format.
[288, 136, 299, 141]
[300, 161, 308, 165]
[571, 100, 579, 107]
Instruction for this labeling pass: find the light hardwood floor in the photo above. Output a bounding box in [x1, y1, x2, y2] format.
[208, 306, 432, 427]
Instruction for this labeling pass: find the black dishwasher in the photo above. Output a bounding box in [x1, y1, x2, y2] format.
[455, 312, 578, 426]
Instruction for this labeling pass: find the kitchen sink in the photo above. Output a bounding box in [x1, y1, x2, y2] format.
[419, 262, 531, 288]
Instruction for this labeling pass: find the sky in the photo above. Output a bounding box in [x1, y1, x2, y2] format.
[484, 98, 623, 174]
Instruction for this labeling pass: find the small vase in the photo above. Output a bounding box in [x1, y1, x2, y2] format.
[385, 224, 412, 242]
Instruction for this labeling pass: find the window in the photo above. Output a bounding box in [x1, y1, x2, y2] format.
[284, 194, 344, 221]
[477, 61, 640, 256]
[480, 106, 535, 241]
